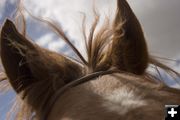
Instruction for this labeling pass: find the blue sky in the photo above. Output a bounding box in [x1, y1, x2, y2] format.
[0, 0, 180, 119]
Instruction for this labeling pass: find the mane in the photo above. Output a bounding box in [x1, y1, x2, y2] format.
[0, 1, 180, 120]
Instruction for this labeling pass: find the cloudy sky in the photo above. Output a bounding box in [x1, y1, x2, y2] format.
[0, 0, 180, 119]
[0, 0, 180, 58]
[24, 0, 180, 59]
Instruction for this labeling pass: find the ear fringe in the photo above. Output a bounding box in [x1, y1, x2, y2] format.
[0, 72, 7, 82]
[0, 75, 11, 94]
[14, 0, 27, 36]
[149, 57, 180, 85]
[22, 7, 88, 66]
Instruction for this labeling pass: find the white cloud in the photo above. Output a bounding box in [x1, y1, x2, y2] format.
[0, 0, 7, 19]
[47, 39, 66, 52]
[23, 0, 116, 57]
[0, 0, 16, 22]
[36, 33, 55, 46]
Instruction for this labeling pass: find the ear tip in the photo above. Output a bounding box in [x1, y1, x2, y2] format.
[4, 19, 14, 26]
[1, 19, 16, 33]
[5, 18, 12, 23]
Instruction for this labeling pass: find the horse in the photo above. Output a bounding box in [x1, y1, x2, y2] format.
[0, 0, 180, 120]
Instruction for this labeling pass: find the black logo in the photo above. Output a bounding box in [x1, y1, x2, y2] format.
[165, 105, 180, 120]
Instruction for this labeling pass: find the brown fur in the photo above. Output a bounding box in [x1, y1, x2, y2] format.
[1, 20, 84, 118]
[111, 0, 148, 75]
[0, 0, 180, 120]
[48, 74, 180, 120]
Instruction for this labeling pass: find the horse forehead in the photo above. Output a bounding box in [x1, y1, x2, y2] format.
[102, 87, 146, 115]
[48, 74, 147, 119]
[91, 75, 147, 115]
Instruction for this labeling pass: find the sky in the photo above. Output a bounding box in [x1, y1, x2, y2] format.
[0, 0, 180, 119]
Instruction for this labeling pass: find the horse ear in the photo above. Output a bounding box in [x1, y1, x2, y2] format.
[1, 19, 36, 93]
[111, 0, 148, 75]
[0, 19, 83, 110]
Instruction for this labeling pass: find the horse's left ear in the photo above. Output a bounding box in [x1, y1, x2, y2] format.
[111, 0, 148, 75]
[0, 19, 83, 111]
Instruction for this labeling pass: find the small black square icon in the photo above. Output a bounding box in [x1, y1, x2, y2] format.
[165, 105, 180, 120]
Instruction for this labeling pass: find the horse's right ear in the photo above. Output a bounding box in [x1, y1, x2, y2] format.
[111, 0, 149, 75]
[0, 19, 83, 111]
